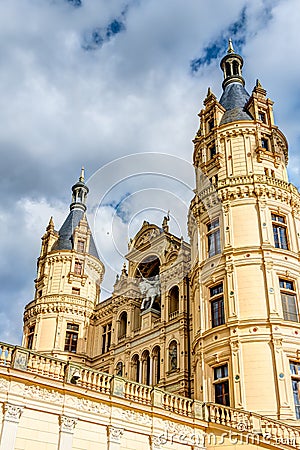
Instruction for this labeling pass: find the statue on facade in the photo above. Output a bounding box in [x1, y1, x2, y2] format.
[139, 275, 160, 311]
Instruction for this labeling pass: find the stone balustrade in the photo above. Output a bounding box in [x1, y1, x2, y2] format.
[1, 342, 300, 449]
[204, 403, 300, 448]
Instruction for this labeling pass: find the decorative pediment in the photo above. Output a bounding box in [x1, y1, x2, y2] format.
[129, 222, 162, 251]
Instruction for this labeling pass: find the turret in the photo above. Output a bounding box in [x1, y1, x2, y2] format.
[22, 169, 104, 362]
[189, 41, 300, 420]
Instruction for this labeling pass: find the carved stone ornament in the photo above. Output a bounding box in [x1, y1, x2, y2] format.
[107, 426, 124, 444]
[3, 403, 24, 423]
[59, 415, 78, 434]
[116, 408, 152, 425]
[0, 378, 10, 392]
[150, 435, 162, 449]
[24, 385, 64, 404]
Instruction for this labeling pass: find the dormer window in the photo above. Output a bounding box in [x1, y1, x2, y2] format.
[208, 119, 214, 132]
[258, 111, 266, 123]
[77, 240, 85, 253]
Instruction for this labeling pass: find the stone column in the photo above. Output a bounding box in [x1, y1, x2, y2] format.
[58, 415, 78, 450]
[149, 357, 153, 386]
[107, 426, 124, 450]
[0, 403, 24, 450]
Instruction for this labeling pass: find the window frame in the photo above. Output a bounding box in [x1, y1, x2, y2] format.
[64, 323, 79, 353]
[279, 279, 299, 322]
[290, 361, 300, 419]
[213, 363, 230, 406]
[272, 213, 289, 250]
[210, 283, 225, 328]
[74, 260, 83, 275]
[102, 322, 112, 354]
[27, 325, 35, 350]
[207, 217, 221, 258]
[77, 240, 85, 253]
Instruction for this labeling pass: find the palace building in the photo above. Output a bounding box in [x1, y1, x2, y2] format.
[1, 41, 300, 449]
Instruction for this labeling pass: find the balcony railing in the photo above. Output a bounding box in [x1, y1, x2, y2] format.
[1, 342, 300, 449]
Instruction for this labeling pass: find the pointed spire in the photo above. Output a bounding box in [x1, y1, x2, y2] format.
[227, 38, 235, 54]
[46, 216, 54, 231]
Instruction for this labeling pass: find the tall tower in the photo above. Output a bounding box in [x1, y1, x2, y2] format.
[189, 41, 300, 420]
[22, 169, 104, 363]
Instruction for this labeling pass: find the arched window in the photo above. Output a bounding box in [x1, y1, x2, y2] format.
[169, 341, 178, 372]
[142, 350, 151, 385]
[119, 311, 127, 339]
[116, 361, 123, 377]
[131, 354, 140, 382]
[169, 286, 179, 317]
[225, 62, 231, 78]
[232, 60, 239, 76]
[152, 346, 161, 385]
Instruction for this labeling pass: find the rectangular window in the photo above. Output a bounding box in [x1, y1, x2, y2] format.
[261, 138, 269, 150]
[208, 118, 214, 131]
[74, 261, 82, 275]
[280, 279, 298, 322]
[210, 283, 225, 327]
[72, 287, 80, 296]
[213, 364, 230, 406]
[207, 218, 221, 257]
[258, 112, 266, 123]
[77, 240, 85, 253]
[102, 322, 112, 354]
[27, 325, 35, 350]
[272, 213, 288, 250]
[290, 362, 300, 419]
[64, 323, 79, 353]
[209, 145, 217, 159]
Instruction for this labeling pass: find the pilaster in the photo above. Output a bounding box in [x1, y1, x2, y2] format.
[0, 403, 24, 450]
[58, 415, 78, 450]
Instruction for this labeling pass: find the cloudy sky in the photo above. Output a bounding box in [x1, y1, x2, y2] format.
[0, 0, 300, 344]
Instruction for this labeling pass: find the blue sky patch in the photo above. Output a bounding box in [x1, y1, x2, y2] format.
[190, 7, 246, 73]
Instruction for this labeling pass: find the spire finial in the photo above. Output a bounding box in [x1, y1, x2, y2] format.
[47, 216, 54, 231]
[227, 38, 235, 54]
[79, 166, 85, 183]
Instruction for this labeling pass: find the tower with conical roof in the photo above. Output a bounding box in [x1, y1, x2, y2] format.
[189, 41, 300, 420]
[22, 170, 104, 362]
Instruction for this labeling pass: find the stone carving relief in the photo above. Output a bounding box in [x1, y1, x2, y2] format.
[3, 403, 24, 423]
[59, 415, 78, 434]
[24, 385, 64, 404]
[0, 378, 9, 392]
[107, 426, 124, 444]
[116, 408, 152, 425]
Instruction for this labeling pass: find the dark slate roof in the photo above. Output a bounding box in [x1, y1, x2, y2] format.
[52, 209, 99, 259]
[219, 82, 253, 125]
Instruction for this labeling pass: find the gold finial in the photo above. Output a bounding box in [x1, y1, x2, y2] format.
[227, 38, 235, 54]
[79, 166, 85, 183]
[256, 79, 262, 88]
[207, 87, 212, 96]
